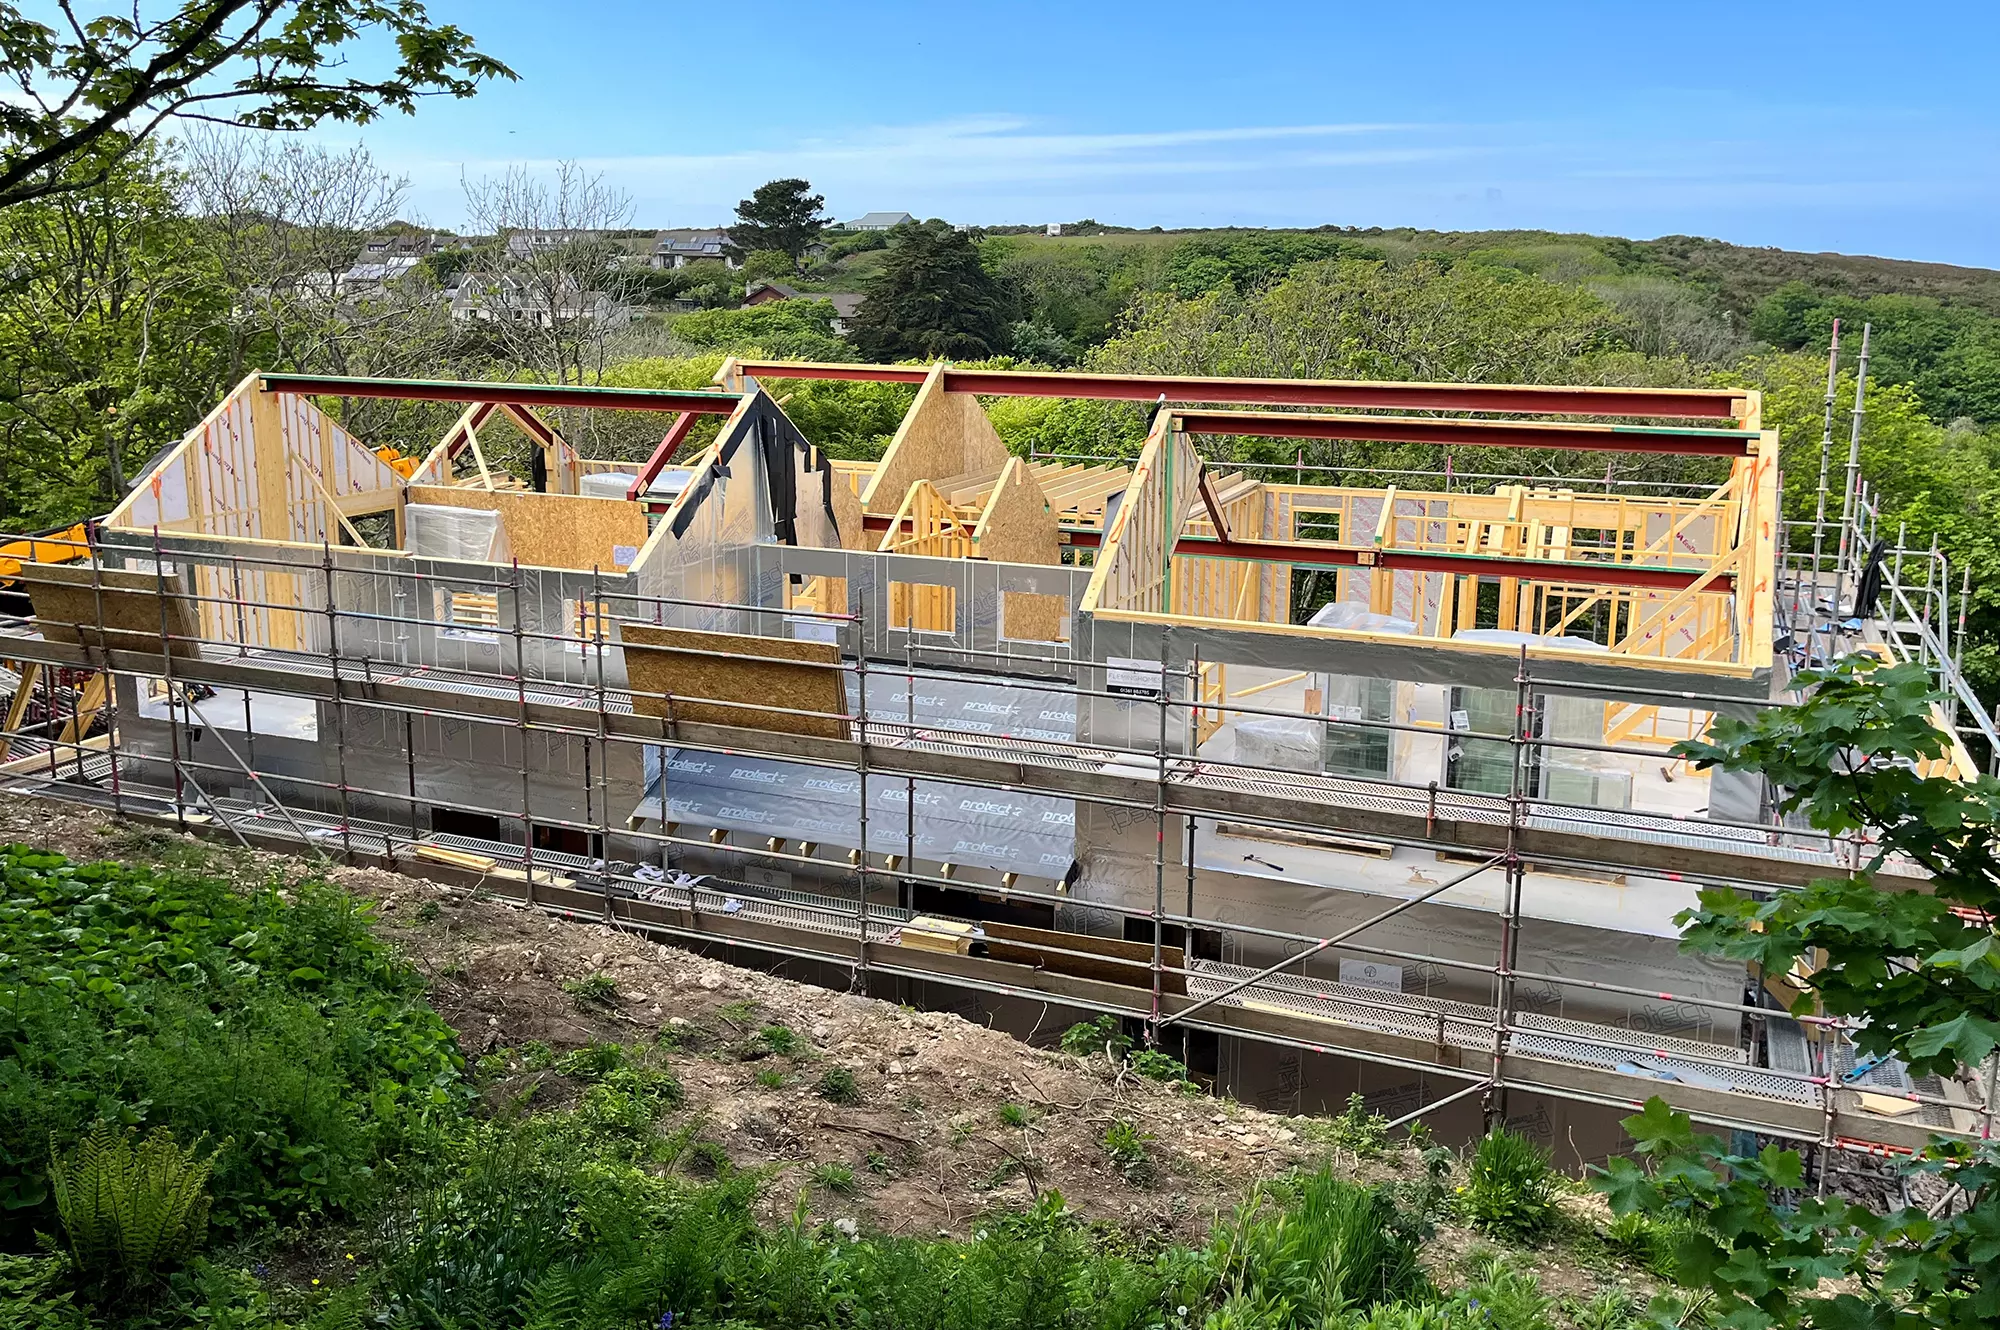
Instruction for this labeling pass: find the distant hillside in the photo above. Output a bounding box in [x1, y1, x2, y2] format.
[959, 225, 2000, 319]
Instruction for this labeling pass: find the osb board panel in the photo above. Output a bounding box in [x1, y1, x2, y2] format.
[407, 485, 649, 572]
[863, 367, 1009, 515]
[981, 920, 1187, 996]
[975, 459, 1066, 642]
[619, 622, 848, 740]
[20, 564, 201, 658]
[829, 467, 870, 551]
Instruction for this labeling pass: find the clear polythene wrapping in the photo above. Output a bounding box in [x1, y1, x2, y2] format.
[636, 665, 1080, 877]
[641, 749, 1076, 877]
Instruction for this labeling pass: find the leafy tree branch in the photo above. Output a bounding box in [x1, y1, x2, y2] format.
[0, 1, 514, 209]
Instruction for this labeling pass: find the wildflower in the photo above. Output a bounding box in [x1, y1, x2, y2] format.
[658, 1312, 675, 1330]
[1177, 1307, 1189, 1317]
[345, 1252, 356, 1261]
[252, 1264, 268, 1279]
[311, 1279, 321, 1286]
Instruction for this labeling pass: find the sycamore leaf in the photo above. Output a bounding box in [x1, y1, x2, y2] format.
[1593, 1157, 1652, 1215]
[1754, 1144, 1806, 1191]
[1621, 1096, 1695, 1152]
[1904, 1013, 2000, 1066]
[1808, 1293, 1898, 1330]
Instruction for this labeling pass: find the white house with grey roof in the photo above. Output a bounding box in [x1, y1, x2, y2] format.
[840, 211, 914, 231]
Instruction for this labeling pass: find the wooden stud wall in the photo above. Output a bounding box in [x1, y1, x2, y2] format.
[102, 375, 409, 652]
[1081, 415, 1201, 615]
[878, 480, 971, 631]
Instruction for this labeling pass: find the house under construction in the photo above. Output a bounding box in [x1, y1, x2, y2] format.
[2, 357, 1994, 1170]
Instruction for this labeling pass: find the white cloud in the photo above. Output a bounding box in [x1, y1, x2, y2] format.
[355, 109, 2000, 263]
[380, 115, 1467, 225]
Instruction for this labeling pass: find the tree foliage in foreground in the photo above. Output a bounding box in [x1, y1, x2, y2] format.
[1593, 656, 2000, 1329]
[0, 1, 513, 209]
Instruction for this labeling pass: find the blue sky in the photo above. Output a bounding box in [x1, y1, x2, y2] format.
[324, 0, 1998, 266]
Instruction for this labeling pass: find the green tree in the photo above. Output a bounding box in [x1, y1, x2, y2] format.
[727, 178, 828, 271]
[0, 134, 230, 526]
[1095, 256, 1621, 384]
[1748, 282, 2000, 425]
[739, 249, 797, 284]
[670, 300, 853, 363]
[853, 220, 1016, 361]
[1594, 656, 2000, 1329]
[0, 1, 513, 209]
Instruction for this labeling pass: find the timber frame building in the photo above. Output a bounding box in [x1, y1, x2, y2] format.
[1, 356, 1993, 1168]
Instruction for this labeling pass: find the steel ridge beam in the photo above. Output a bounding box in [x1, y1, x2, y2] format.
[1174, 535, 1734, 593]
[728, 361, 1743, 418]
[1172, 410, 1757, 456]
[259, 373, 744, 414]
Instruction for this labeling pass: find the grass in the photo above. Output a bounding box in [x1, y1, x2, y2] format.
[1462, 1130, 1560, 1239]
[755, 1069, 785, 1089]
[809, 1162, 857, 1195]
[0, 837, 1670, 1330]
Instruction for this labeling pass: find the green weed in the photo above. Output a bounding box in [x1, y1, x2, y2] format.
[1103, 1120, 1154, 1185]
[1059, 1014, 1131, 1059]
[1129, 1048, 1194, 1086]
[1319, 1092, 1391, 1157]
[810, 1162, 857, 1195]
[755, 1069, 785, 1089]
[0, 847, 465, 1240]
[814, 1066, 860, 1104]
[758, 1023, 803, 1055]
[1463, 1130, 1559, 1238]
[554, 1041, 626, 1080]
[562, 972, 619, 1006]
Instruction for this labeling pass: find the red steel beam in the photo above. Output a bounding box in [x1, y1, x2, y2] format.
[1176, 536, 1732, 593]
[627, 412, 699, 502]
[878, 517, 1725, 592]
[727, 361, 1743, 419]
[1172, 410, 1757, 457]
[260, 374, 743, 414]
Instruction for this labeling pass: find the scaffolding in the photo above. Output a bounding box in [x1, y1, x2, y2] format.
[0, 361, 1993, 1167]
